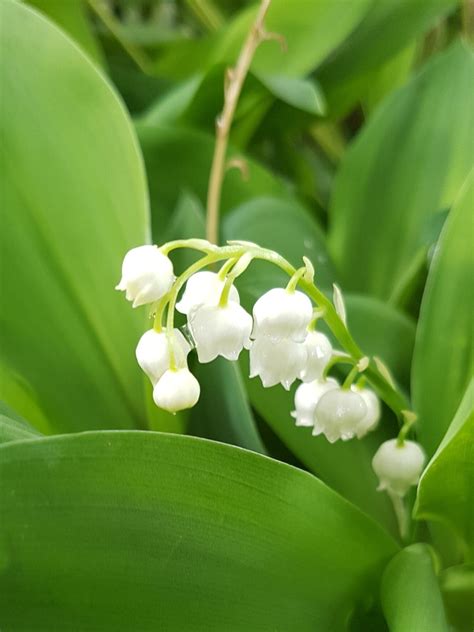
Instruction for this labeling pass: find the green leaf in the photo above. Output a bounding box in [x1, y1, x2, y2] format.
[412, 176, 473, 455]
[414, 381, 474, 560]
[362, 43, 416, 115]
[0, 0, 149, 433]
[439, 564, 474, 631]
[24, 0, 105, 67]
[258, 75, 326, 115]
[136, 123, 291, 230]
[239, 357, 397, 533]
[190, 358, 266, 454]
[0, 431, 398, 630]
[0, 401, 42, 445]
[317, 0, 457, 117]
[381, 544, 449, 631]
[211, 0, 372, 77]
[328, 41, 474, 299]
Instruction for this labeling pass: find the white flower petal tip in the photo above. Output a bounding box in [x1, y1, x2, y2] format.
[249, 336, 307, 390]
[176, 271, 239, 315]
[252, 288, 312, 342]
[372, 439, 426, 497]
[153, 368, 200, 412]
[189, 302, 252, 364]
[116, 245, 174, 307]
[351, 386, 381, 438]
[293, 378, 339, 428]
[136, 328, 191, 385]
[299, 331, 333, 382]
[314, 388, 367, 443]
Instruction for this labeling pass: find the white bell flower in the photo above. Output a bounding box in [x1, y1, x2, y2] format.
[252, 288, 313, 342]
[299, 331, 332, 382]
[313, 388, 368, 443]
[189, 302, 252, 363]
[176, 271, 239, 315]
[136, 328, 191, 385]
[372, 439, 426, 496]
[249, 336, 306, 390]
[351, 386, 381, 438]
[116, 245, 174, 308]
[153, 367, 200, 412]
[291, 377, 339, 427]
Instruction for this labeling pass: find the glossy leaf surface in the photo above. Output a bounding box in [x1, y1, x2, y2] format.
[0, 0, 149, 433]
[0, 430, 398, 630]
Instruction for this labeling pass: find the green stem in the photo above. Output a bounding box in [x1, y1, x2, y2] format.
[388, 491, 409, 541]
[342, 365, 360, 390]
[158, 240, 411, 420]
[153, 294, 170, 332]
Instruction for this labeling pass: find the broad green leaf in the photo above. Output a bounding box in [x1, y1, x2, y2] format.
[24, 0, 105, 66]
[0, 401, 42, 445]
[362, 43, 416, 114]
[381, 544, 449, 631]
[0, 0, 149, 433]
[190, 358, 266, 454]
[223, 196, 338, 303]
[329, 41, 474, 299]
[415, 381, 474, 560]
[440, 564, 474, 631]
[412, 177, 473, 454]
[0, 431, 398, 630]
[211, 0, 372, 77]
[317, 0, 456, 117]
[136, 123, 291, 230]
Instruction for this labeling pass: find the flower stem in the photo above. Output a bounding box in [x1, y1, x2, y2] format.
[159, 239, 412, 421]
[205, 0, 273, 244]
[388, 491, 409, 541]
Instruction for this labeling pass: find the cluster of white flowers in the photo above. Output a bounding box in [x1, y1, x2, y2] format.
[117, 243, 426, 497]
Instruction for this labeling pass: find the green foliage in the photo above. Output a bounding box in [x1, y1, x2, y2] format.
[0, 0, 471, 626]
[381, 544, 449, 631]
[0, 430, 398, 630]
[0, 0, 149, 433]
[412, 178, 474, 455]
[329, 41, 473, 300]
[415, 381, 474, 561]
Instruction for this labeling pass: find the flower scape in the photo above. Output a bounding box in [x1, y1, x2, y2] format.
[117, 240, 426, 502]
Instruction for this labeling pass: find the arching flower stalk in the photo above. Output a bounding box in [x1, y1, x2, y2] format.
[116, 238, 425, 537]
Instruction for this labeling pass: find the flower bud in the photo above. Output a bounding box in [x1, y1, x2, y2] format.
[249, 336, 306, 390]
[351, 386, 380, 438]
[314, 388, 367, 443]
[136, 328, 191, 385]
[291, 377, 339, 427]
[176, 271, 239, 315]
[299, 331, 332, 382]
[116, 245, 174, 308]
[252, 288, 313, 343]
[189, 302, 252, 363]
[372, 439, 426, 496]
[153, 368, 200, 412]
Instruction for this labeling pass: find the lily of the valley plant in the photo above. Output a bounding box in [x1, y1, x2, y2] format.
[117, 239, 426, 536]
